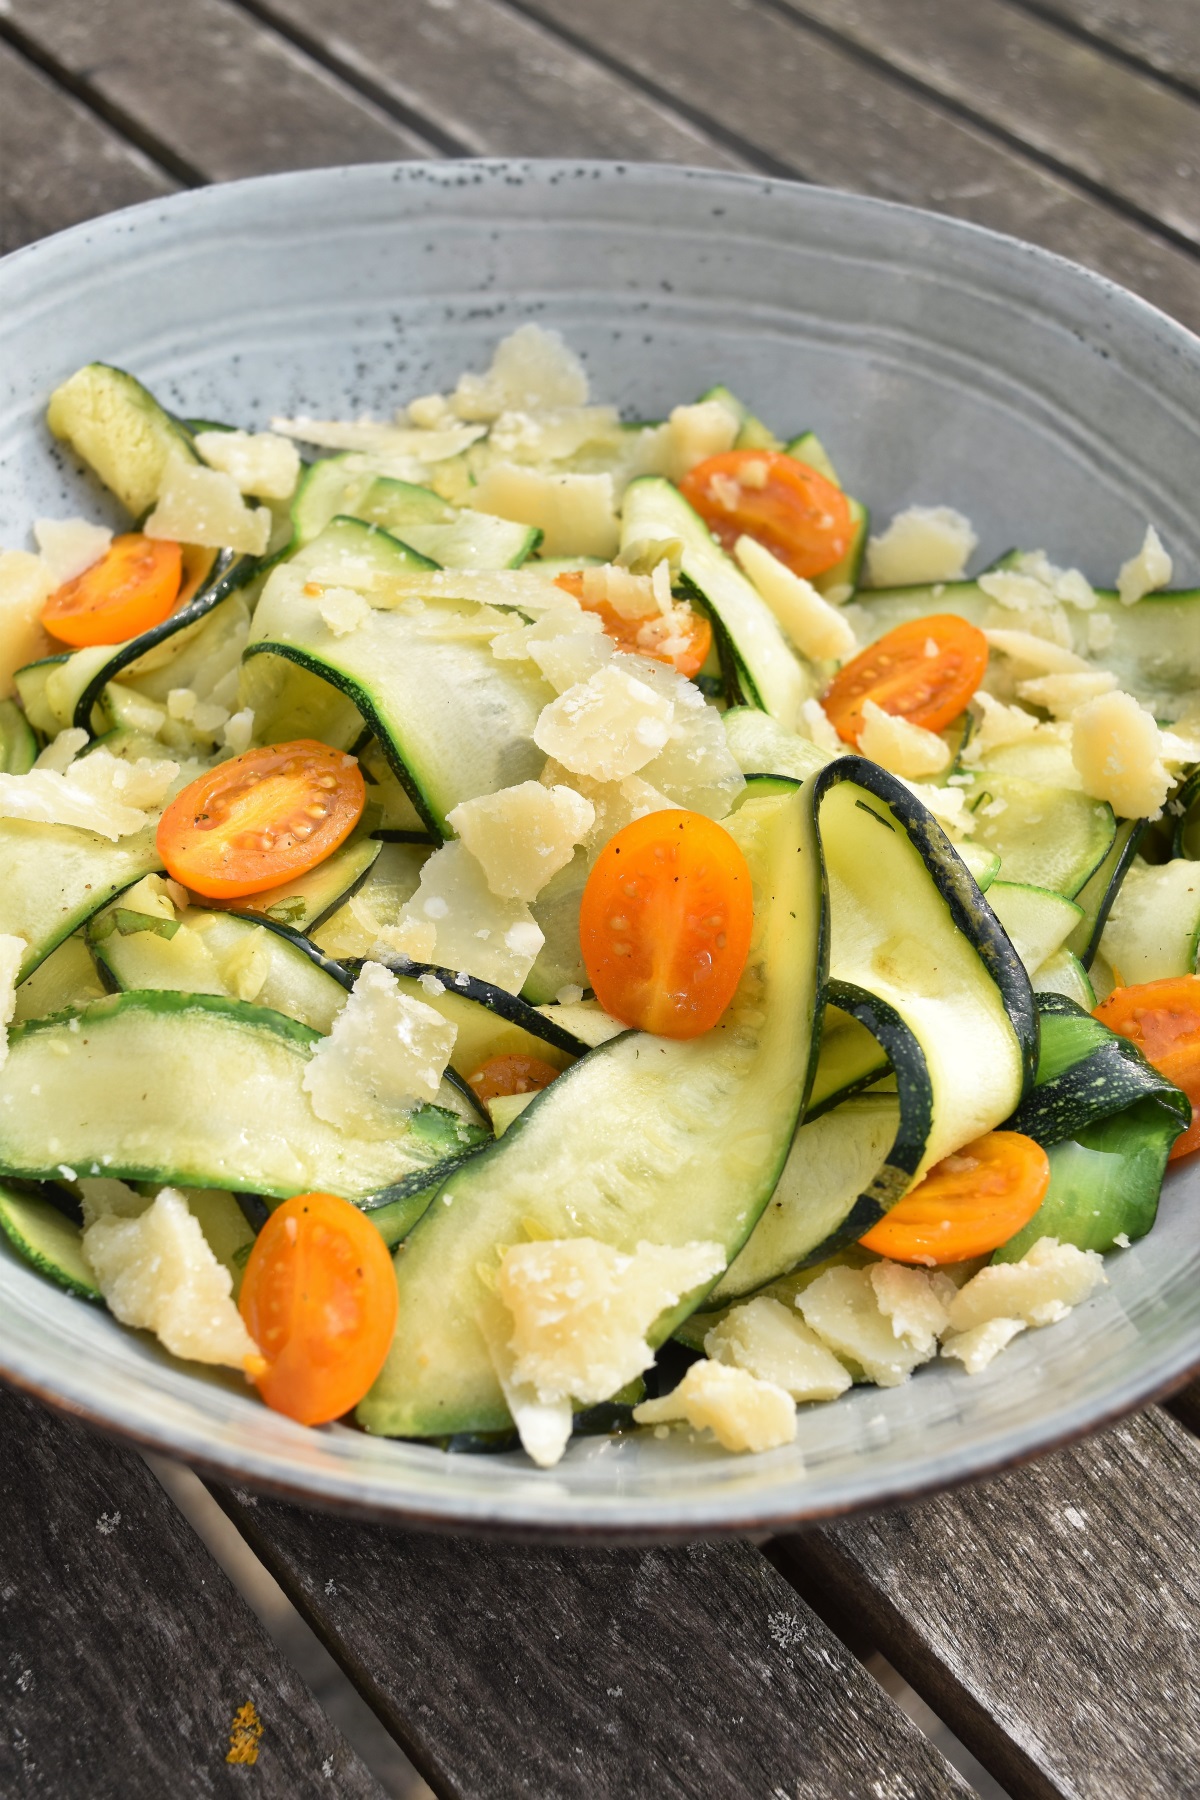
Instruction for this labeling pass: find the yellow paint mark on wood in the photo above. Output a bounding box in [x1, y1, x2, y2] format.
[226, 1700, 264, 1765]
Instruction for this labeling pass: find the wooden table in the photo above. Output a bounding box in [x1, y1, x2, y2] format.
[2, 4, 1199, 1795]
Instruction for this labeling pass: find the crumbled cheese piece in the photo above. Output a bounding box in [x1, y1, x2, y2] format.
[534, 662, 675, 782]
[633, 1360, 797, 1454]
[398, 840, 544, 990]
[898, 779, 971, 838]
[82, 1187, 262, 1371]
[451, 324, 589, 421]
[940, 1316, 1026, 1374]
[525, 614, 615, 695]
[77, 1176, 148, 1229]
[978, 570, 1063, 614]
[555, 984, 584, 1005]
[858, 699, 951, 778]
[193, 429, 301, 501]
[797, 1265, 938, 1386]
[489, 406, 624, 467]
[704, 1297, 852, 1402]
[470, 464, 619, 558]
[372, 914, 438, 965]
[579, 562, 662, 620]
[661, 400, 740, 480]
[447, 781, 594, 901]
[864, 506, 977, 587]
[1117, 525, 1172, 606]
[1087, 611, 1116, 655]
[868, 1262, 956, 1355]
[145, 454, 270, 555]
[315, 584, 371, 637]
[119, 873, 178, 924]
[1007, 551, 1098, 611]
[1113, 1231, 1131, 1249]
[476, 1302, 573, 1469]
[33, 727, 89, 773]
[498, 1236, 724, 1406]
[734, 535, 857, 661]
[1017, 670, 1118, 717]
[302, 960, 456, 1135]
[947, 1237, 1106, 1333]
[0, 748, 178, 840]
[33, 518, 112, 586]
[962, 692, 1045, 765]
[0, 551, 54, 695]
[219, 708, 254, 756]
[799, 697, 843, 753]
[406, 392, 455, 430]
[1071, 689, 1171, 819]
[984, 629, 1090, 675]
[0, 933, 25, 1072]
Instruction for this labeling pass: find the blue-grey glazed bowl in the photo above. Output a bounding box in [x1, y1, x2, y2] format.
[0, 161, 1197, 1537]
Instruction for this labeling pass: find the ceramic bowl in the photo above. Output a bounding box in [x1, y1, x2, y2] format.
[1, 161, 1197, 1537]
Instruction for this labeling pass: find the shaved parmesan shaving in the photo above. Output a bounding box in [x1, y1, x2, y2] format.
[1117, 525, 1172, 606]
[0, 749, 177, 839]
[451, 324, 589, 422]
[858, 700, 951, 778]
[194, 429, 301, 500]
[634, 1360, 797, 1454]
[145, 454, 270, 555]
[33, 518, 112, 586]
[865, 506, 977, 587]
[270, 417, 484, 461]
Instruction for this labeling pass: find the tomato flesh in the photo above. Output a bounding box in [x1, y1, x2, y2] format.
[679, 449, 853, 580]
[822, 614, 989, 745]
[239, 1192, 398, 1426]
[1095, 975, 1200, 1160]
[468, 1053, 561, 1105]
[157, 738, 365, 900]
[580, 809, 754, 1039]
[42, 533, 182, 648]
[858, 1131, 1051, 1265]
[553, 572, 712, 679]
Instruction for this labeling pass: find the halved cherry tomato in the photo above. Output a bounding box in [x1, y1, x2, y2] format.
[467, 1053, 561, 1106]
[858, 1131, 1051, 1264]
[41, 533, 182, 648]
[580, 809, 754, 1039]
[1095, 975, 1200, 1160]
[157, 739, 365, 900]
[822, 614, 989, 745]
[239, 1192, 398, 1426]
[678, 449, 853, 580]
[553, 571, 713, 679]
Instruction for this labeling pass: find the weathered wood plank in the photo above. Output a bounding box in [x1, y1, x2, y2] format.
[776, 0, 1200, 252]
[0, 0, 433, 183]
[240, 0, 743, 166]
[213, 1484, 973, 1800]
[0, 39, 175, 255]
[0, 1384, 387, 1800]
[516, 0, 1200, 331]
[779, 1407, 1200, 1800]
[1022, 0, 1200, 92]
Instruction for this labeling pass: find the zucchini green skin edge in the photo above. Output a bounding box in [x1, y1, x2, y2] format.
[0, 825, 163, 983]
[0, 1184, 100, 1300]
[72, 549, 263, 733]
[358, 777, 828, 1440]
[0, 990, 486, 1202]
[1006, 994, 1189, 1149]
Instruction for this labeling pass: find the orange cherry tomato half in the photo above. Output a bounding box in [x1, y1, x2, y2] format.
[580, 809, 754, 1040]
[553, 571, 713, 680]
[467, 1053, 562, 1106]
[239, 1192, 398, 1426]
[41, 533, 182, 648]
[678, 449, 854, 581]
[157, 739, 365, 900]
[1094, 975, 1200, 1160]
[822, 614, 989, 746]
[858, 1131, 1051, 1265]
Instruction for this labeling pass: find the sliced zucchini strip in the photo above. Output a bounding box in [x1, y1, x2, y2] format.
[0, 821, 163, 982]
[709, 981, 932, 1303]
[0, 1184, 100, 1300]
[1007, 994, 1191, 1151]
[72, 549, 261, 733]
[621, 476, 809, 726]
[340, 958, 589, 1074]
[0, 699, 36, 774]
[359, 777, 825, 1440]
[1065, 818, 1145, 967]
[962, 773, 1116, 898]
[0, 991, 485, 1202]
[294, 456, 539, 567]
[225, 835, 381, 934]
[46, 362, 197, 519]
[246, 518, 552, 835]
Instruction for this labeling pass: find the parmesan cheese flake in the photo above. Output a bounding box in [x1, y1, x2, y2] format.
[865, 506, 977, 587]
[447, 781, 594, 901]
[302, 960, 457, 1136]
[633, 1360, 797, 1454]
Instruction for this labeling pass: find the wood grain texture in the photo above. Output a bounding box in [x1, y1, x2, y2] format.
[1020, 0, 1200, 92]
[516, 0, 1200, 331]
[0, 1384, 386, 1800]
[239, 0, 743, 166]
[0, 39, 175, 255]
[775, 0, 1200, 251]
[781, 1409, 1200, 1800]
[213, 1484, 973, 1800]
[0, 0, 433, 183]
